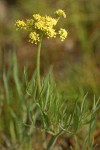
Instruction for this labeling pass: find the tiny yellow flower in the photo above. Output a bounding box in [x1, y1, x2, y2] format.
[55, 9, 66, 18]
[58, 28, 68, 41]
[15, 20, 26, 30]
[29, 32, 40, 44]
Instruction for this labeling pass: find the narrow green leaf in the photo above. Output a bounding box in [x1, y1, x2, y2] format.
[81, 93, 88, 113]
[73, 105, 79, 132]
[3, 72, 10, 104]
[13, 51, 22, 97]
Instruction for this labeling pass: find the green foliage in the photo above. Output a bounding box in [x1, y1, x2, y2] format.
[25, 68, 99, 149]
[0, 50, 33, 149]
[0, 50, 99, 149]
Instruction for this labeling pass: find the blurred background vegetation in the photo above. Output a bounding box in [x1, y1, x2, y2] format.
[0, 0, 100, 149]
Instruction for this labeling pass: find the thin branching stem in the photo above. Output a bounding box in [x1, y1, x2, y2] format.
[47, 130, 63, 150]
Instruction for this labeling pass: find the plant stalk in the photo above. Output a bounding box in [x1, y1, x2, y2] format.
[36, 37, 42, 94]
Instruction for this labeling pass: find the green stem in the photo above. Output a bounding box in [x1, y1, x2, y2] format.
[36, 37, 42, 94]
[2, 48, 5, 74]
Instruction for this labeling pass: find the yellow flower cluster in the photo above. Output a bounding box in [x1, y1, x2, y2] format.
[33, 15, 57, 38]
[15, 9, 68, 44]
[58, 28, 68, 41]
[29, 32, 40, 44]
[55, 9, 66, 18]
[15, 20, 26, 30]
[33, 14, 42, 21]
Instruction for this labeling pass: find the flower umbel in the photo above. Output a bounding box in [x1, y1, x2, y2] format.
[55, 9, 66, 18]
[15, 20, 26, 30]
[33, 14, 42, 21]
[33, 15, 57, 39]
[58, 28, 68, 41]
[15, 9, 68, 44]
[29, 32, 40, 44]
